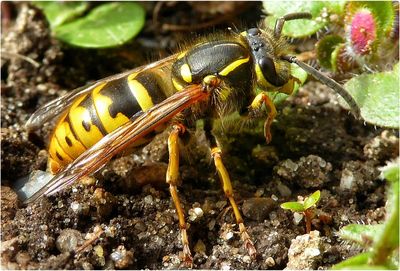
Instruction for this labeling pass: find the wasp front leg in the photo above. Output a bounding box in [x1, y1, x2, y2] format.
[166, 123, 193, 266]
[249, 92, 277, 144]
[205, 120, 257, 259]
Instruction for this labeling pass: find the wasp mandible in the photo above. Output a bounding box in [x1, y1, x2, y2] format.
[25, 12, 360, 266]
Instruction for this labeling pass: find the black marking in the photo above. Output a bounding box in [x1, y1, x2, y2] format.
[64, 115, 82, 148]
[79, 94, 108, 135]
[97, 76, 141, 119]
[134, 72, 167, 104]
[222, 59, 253, 108]
[56, 152, 63, 161]
[65, 136, 73, 147]
[82, 120, 91, 132]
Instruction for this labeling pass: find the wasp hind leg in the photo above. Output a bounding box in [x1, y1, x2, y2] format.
[166, 123, 193, 267]
[205, 120, 257, 259]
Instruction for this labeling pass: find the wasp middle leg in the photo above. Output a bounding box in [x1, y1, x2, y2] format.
[204, 119, 257, 259]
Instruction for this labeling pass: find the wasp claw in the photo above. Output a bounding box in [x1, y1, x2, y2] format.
[245, 239, 257, 259]
[181, 245, 193, 268]
[239, 222, 257, 259]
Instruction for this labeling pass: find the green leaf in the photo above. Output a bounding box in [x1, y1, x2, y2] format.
[303, 190, 320, 210]
[370, 162, 399, 264]
[267, 63, 308, 104]
[280, 202, 305, 212]
[338, 224, 384, 247]
[54, 2, 145, 48]
[263, 1, 346, 38]
[380, 160, 400, 183]
[332, 252, 371, 269]
[316, 35, 344, 70]
[340, 62, 400, 128]
[33, 1, 89, 28]
[330, 43, 345, 72]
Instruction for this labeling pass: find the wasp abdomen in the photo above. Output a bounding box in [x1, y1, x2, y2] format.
[48, 71, 168, 173]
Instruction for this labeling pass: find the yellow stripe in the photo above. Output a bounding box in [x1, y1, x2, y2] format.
[92, 83, 130, 134]
[69, 94, 104, 148]
[49, 136, 73, 166]
[219, 57, 250, 76]
[127, 74, 154, 111]
[172, 78, 184, 91]
[55, 119, 86, 160]
[180, 64, 192, 83]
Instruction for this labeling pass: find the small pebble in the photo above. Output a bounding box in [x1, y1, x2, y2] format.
[70, 201, 81, 213]
[265, 256, 275, 267]
[225, 231, 234, 240]
[144, 195, 154, 205]
[293, 213, 304, 225]
[242, 255, 251, 264]
[285, 230, 327, 270]
[110, 245, 134, 269]
[189, 207, 204, 221]
[221, 261, 231, 270]
[56, 229, 83, 253]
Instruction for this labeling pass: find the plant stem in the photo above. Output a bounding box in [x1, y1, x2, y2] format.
[304, 209, 312, 233]
[369, 180, 399, 265]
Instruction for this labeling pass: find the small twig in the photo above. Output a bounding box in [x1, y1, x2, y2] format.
[1, 51, 40, 68]
[152, 1, 164, 32]
[75, 228, 104, 254]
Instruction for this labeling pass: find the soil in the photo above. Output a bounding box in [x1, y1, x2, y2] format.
[1, 2, 399, 270]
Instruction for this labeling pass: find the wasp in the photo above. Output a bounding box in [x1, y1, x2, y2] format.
[25, 12, 360, 266]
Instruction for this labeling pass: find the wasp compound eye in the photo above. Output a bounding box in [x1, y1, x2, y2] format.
[259, 56, 284, 86]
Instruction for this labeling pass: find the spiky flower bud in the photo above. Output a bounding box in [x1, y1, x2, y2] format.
[348, 9, 377, 56]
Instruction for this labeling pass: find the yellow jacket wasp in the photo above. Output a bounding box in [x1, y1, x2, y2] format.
[24, 12, 360, 265]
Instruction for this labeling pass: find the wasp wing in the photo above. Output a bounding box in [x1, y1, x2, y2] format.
[25, 83, 209, 204]
[25, 54, 179, 131]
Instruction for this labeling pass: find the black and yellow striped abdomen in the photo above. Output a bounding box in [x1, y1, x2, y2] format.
[48, 71, 169, 173]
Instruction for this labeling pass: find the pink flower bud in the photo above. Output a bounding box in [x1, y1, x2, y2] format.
[350, 9, 377, 55]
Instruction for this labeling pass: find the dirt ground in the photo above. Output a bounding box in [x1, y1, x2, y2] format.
[1, 2, 399, 270]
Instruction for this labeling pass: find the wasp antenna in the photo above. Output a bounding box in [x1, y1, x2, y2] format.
[274, 12, 312, 38]
[282, 55, 361, 120]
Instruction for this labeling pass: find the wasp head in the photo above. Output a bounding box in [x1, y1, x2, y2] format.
[242, 27, 294, 93]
